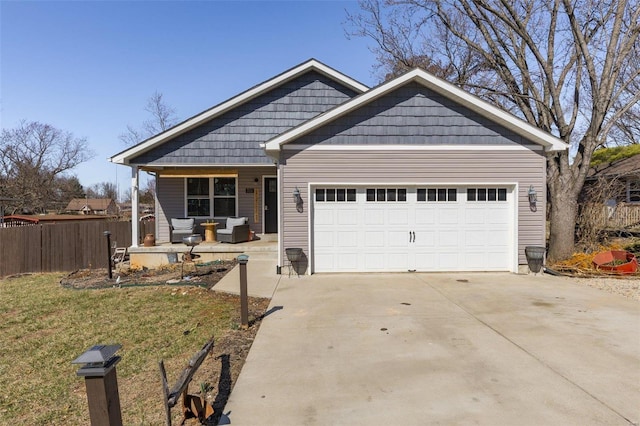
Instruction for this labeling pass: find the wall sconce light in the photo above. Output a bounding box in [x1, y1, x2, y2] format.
[528, 185, 537, 212]
[293, 187, 303, 213]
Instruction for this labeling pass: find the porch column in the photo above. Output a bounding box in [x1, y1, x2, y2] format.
[277, 164, 283, 270]
[131, 166, 140, 247]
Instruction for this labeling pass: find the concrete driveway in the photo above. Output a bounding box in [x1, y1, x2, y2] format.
[220, 273, 640, 425]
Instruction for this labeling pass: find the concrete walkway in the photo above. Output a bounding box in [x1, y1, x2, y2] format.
[213, 259, 281, 299]
[220, 273, 640, 425]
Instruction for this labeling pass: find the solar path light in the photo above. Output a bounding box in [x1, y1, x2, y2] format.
[72, 344, 123, 426]
[238, 254, 249, 329]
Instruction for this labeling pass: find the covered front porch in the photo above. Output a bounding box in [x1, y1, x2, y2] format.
[127, 233, 278, 269]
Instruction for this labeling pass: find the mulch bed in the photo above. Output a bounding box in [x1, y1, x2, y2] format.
[60, 260, 238, 290]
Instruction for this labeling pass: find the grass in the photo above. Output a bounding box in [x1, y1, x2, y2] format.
[0, 273, 241, 425]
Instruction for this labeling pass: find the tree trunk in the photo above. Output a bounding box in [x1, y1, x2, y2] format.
[547, 185, 579, 263]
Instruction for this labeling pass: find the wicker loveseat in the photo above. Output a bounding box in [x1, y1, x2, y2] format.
[216, 217, 250, 243]
[169, 218, 195, 243]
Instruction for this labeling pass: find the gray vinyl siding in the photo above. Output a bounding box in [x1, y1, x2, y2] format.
[156, 177, 184, 243]
[295, 82, 526, 146]
[280, 149, 546, 268]
[131, 71, 358, 165]
[155, 166, 275, 242]
[237, 166, 275, 233]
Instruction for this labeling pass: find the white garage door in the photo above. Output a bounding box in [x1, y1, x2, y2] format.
[312, 186, 514, 272]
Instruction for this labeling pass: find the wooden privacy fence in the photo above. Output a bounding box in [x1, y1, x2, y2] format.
[0, 221, 154, 277]
[581, 203, 640, 229]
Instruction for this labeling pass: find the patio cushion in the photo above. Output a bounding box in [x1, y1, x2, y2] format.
[226, 217, 247, 229]
[171, 218, 194, 230]
[217, 229, 233, 235]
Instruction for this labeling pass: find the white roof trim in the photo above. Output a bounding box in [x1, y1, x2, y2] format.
[283, 143, 543, 151]
[265, 69, 568, 153]
[110, 59, 369, 165]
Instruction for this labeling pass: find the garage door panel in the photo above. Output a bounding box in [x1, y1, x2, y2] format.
[315, 210, 334, 225]
[415, 208, 436, 225]
[438, 230, 460, 247]
[465, 209, 487, 225]
[314, 253, 334, 271]
[438, 209, 459, 224]
[388, 231, 409, 247]
[414, 252, 436, 269]
[438, 252, 460, 269]
[464, 230, 487, 246]
[388, 253, 409, 270]
[487, 208, 510, 224]
[388, 208, 409, 225]
[337, 209, 358, 225]
[414, 231, 435, 247]
[365, 231, 384, 247]
[364, 253, 387, 270]
[486, 230, 509, 245]
[465, 252, 487, 268]
[314, 231, 334, 248]
[486, 252, 510, 269]
[364, 210, 384, 225]
[337, 231, 358, 247]
[338, 253, 359, 270]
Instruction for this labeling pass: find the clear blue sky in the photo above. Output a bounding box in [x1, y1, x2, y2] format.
[1, 0, 377, 198]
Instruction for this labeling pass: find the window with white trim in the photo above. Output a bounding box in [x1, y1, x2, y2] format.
[186, 177, 237, 217]
[366, 188, 407, 202]
[467, 188, 507, 202]
[315, 188, 356, 202]
[417, 188, 457, 202]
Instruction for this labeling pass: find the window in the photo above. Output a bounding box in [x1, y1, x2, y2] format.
[187, 178, 210, 217]
[214, 177, 236, 217]
[467, 188, 508, 202]
[366, 188, 407, 202]
[315, 188, 356, 202]
[629, 180, 640, 203]
[417, 188, 457, 202]
[186, 177, 237, 217]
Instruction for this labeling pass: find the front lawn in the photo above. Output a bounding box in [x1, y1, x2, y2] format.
[0, 273, 267, 425]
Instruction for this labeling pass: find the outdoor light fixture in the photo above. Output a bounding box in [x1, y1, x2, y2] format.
[293, 187, 303, 213]
[528, 185, 538, 212]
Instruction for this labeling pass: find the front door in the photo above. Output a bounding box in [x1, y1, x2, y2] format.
[264, 177, 278, 233]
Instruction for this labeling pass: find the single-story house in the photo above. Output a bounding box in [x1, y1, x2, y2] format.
[110, 59, 567, 274]
[581, 153, 640, 229]
[65, 198, 119, 215]
[586, 153, 640, 204]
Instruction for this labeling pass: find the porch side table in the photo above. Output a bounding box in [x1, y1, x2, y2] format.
[201, 222, 219, 242]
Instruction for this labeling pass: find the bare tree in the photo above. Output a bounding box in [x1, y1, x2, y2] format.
[0, 121, 94, 213]
[119, 91, 178, 146]
[346, 0, 640, 261]
[85, 181, 118, 201]
[139, 178, 156, 205]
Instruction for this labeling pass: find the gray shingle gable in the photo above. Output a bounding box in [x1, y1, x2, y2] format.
[131, 71, 358, 165]
[294, 82, 528, 146]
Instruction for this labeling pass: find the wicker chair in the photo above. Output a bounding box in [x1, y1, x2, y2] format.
[216, 217, 250, 243]
[169, 218, 195, 243]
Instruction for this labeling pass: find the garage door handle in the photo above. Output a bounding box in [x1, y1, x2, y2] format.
[412, 231, 415, 242]
[409, 231, 412, 243]
[409, 231, 415, 243]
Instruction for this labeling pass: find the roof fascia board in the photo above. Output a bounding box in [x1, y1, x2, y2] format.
[110, 59, 369, 165]
[265, 69, 568, 153]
